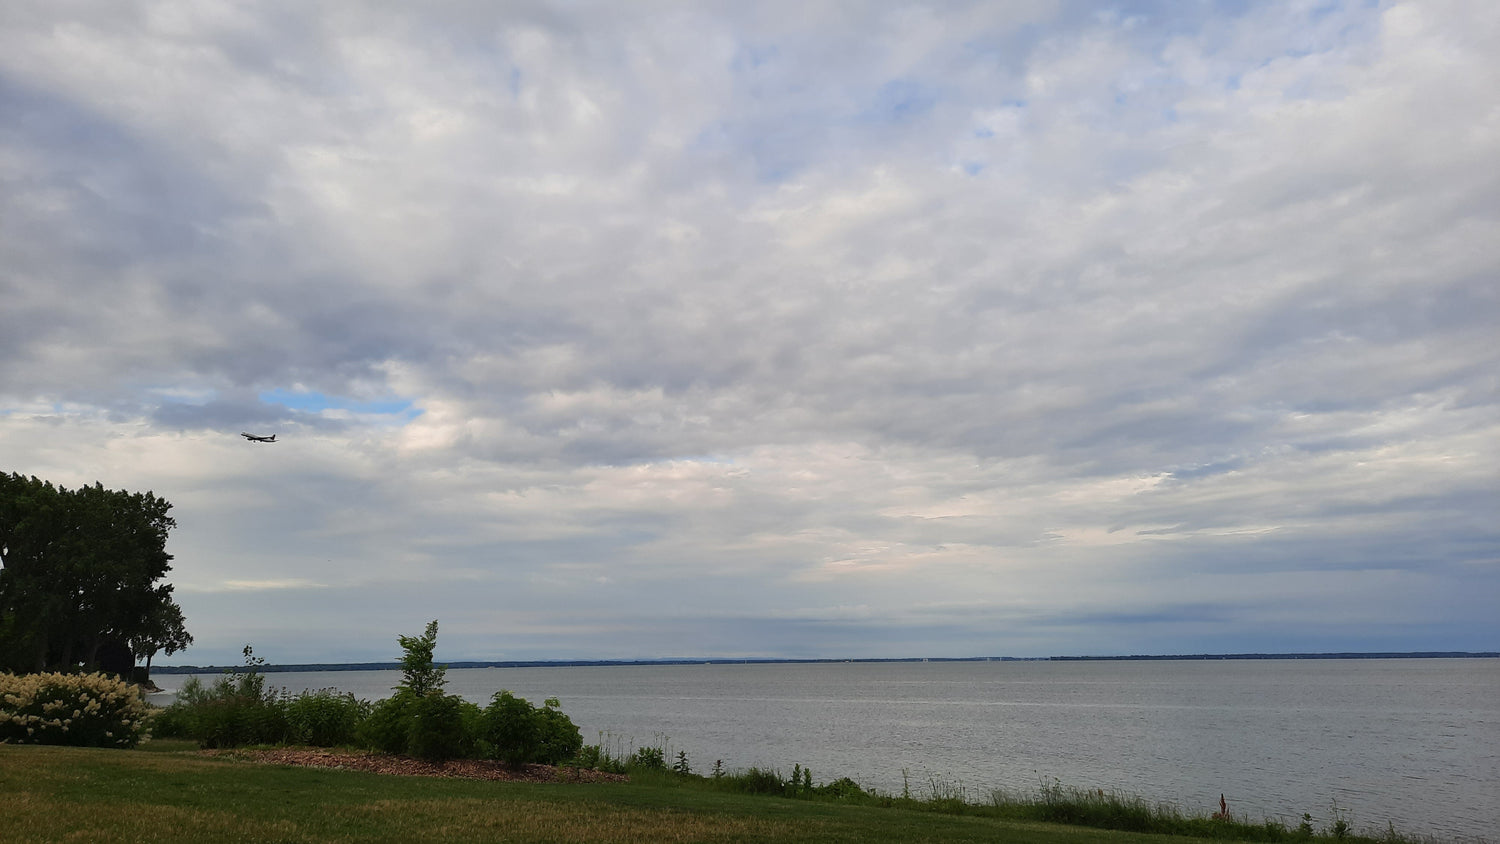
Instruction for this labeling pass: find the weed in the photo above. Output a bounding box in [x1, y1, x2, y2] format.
[155, 646, 289, 748]
[1329, 801, 1352, 840]
[283, 689, 370, 747]
[631, 745, 666, 770]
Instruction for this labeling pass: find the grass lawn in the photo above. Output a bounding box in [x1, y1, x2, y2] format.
[3, 741, 1238, 844]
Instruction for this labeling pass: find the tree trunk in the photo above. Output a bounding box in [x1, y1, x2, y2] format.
[31, 629, 48, 673]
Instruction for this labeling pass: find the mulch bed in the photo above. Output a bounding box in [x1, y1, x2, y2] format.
[202, 748, 630, 784]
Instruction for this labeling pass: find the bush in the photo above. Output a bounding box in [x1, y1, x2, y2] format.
[817, 777, 869, 800]
[482, 691, 582, 766]
[572, 742, 628, 774]
[359, 690, 417, 755]
[156, 646, 290, 748]
[535, 698, 583, 763]
[632, 745, 667, 770]
[0, 671, 150, 748]
[723, 766, 786, 794]
[285, 689, 371, 747]
[150, 623, 585, 769]
[482, 690, 539, 764]
[408, 693, 476, 762]
[145, 699, 193, 738]
[354, 622, 478, 760]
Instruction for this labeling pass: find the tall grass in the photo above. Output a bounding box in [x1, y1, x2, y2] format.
[574, 752, 1446, 844]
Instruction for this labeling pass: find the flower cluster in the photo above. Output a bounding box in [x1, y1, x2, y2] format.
[0, 672, 149, 748]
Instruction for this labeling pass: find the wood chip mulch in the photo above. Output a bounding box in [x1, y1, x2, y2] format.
[202, 748, 630, 784]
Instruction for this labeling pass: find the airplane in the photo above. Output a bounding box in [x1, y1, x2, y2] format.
[241, 432, 277, 443]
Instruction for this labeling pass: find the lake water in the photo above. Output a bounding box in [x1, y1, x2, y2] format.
[154, 658, 1500, 841]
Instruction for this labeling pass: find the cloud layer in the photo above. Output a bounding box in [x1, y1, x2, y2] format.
[2, 0, 1496, 663]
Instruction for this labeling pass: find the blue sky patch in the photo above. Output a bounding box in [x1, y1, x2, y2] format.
[260, 388, 420, 419]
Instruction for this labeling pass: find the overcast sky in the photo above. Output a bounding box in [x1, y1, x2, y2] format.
[2, 0, 1496, 665]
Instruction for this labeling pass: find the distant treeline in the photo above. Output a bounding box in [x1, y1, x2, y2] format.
[151, 652, 1497, 675]
[1049, 652, 1499, 661]
[152, 657, 1025, 674]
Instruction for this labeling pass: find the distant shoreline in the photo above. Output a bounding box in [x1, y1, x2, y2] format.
[150, 651, 1499, 675]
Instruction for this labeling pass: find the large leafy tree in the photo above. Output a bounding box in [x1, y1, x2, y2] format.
[0, 473, 190, 674]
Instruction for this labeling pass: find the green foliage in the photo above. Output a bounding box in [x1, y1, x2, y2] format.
[720, 766, 786, 795]
[971, 780, 1419, 842]
[357, 690, 418, 755]
[1299, 813, 1317, 838]
[351, 620, 487, 761]
[571, 742, 628, 774]
[0, 671, 150, 748]
[145, 700, 192, 739]
[395, 620, 445, 697]
[0, 473, 189, 675]
[631, 745, 666, 770]
[1329, 803, 1352, 840]
[355, 621, 476, 760]
[153, 646, 289, 748]
[481, 690, 538, 764]
[535, 696, 583, 763]
[817, 777, 868, 800]
[150, 623, 588, 770]
[708, 764, 850, 800]
[481, 691, 583, 766]
[408, 692, 475, 762]
[284, 689, 371, 747]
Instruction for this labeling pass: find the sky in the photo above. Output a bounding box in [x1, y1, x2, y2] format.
[1, 1, 1496, 666]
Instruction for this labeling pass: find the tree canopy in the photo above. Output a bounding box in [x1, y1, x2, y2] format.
[0, 472, 191, 674]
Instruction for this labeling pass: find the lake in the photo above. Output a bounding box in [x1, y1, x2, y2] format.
[154, 658, 1500, 841]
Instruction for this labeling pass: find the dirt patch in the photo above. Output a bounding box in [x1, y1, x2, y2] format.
[203, 748, 629, 784]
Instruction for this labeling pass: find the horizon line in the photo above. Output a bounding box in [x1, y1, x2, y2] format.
[150, 650, 1500, 674]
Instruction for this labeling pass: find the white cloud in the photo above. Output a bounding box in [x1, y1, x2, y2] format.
[1, 0, 1496, 662]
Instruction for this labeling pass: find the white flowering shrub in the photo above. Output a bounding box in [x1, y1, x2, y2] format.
[0, 672, 149, 748]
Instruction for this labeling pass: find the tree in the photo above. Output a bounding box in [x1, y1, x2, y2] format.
[396, 619, 446, 697]
[359, 620, 474, 761]
[0, 472, 190, 676]
[130, 599, 193, 675]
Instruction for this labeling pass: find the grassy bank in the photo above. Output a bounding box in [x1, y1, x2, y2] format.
[0, 742, 1446, 844]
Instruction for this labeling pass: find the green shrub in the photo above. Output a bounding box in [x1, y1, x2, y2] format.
[816, 777, 869, 800]
[284, 689, 371, 747]
[535, 697, 583, 763]
[0, 671, 150, 748]
[408, 693, 476, 762]
[481, 691, 582, 766]
[145, 700, 193, 738]
[168, 675, 288, 748]
[572, 742, 628, 774]
[158, 646, 290, 748]
[482, 690, 539, 764]
[722, 766, 785, 794]
[359, 690, 417, 755]
[631, 745, 666, 770]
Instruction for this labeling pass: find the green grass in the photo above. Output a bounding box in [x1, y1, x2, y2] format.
[2, 742, 1295, 844]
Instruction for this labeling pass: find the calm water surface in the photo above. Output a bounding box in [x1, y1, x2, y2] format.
[157, 659, 1499, 841]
